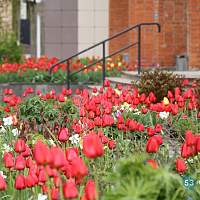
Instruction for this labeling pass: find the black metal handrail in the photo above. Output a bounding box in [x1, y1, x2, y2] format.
[49, 22, 161, 88]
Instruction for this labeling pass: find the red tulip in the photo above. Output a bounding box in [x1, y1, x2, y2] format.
[102, 115, 114, 127]
[21, 144, 31, 157]
[147, 127, 155, 136]
[62, 88, 67, 96]
[3, 152, 14, 169]
[25, 175, 36, 188]
[153, 135, 163, 145]
[196, 136, 200, 152]
[146, 159, 158, 169]
[176, 158, 186, 173]
[14, 139, 26, 153]
[63, 179, 78, 199]
[185, 130, 195, 146]
[51, 188, 60, 200]
[53, 176, 61, 188]
[149, 92, 156, 103]
[84, 179, 97, 200]
[146, 137, 160, 153]
[58, 128, 69, 142]
[71, 157, 88, 178]
[15, 174, 26, 190]
[51, 147, 67, 169]
[26, 158, 34, 168]
[181, 143, 189, 158]
[38, 168, 47, 183]
[33, 140, 52, 165]
[154, 124, 162, 133]
[45, 165, 54, 177]
[67, 88, 72, 96]
[66, 147, 79, 162]
[141, 108, 148, 114]
[57, 94, 65, 102]
[83, 133, 104, 159]
[101, 135, 109, 144]
[0, 175, 6, 191]
[108, 140, 116, 150]
[15, 155, 26, 170]
[171, 104, 179, 115]
[104, 79, 110, 87]
[175, 87, 181, 98]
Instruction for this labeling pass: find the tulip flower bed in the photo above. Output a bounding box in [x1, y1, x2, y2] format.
[0, 56, 129, 84]
[0, 79, 199, 200]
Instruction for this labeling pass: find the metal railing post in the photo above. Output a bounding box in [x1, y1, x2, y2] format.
[66, 60, 70, 89]
[137, 25, 141, 75]
[102, 42, 106, 85]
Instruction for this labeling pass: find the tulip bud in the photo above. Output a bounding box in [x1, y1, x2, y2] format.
[63, 179, 78, 199]
[83, 133, 104, 159]
[0, 175, 6, 191]
[66, 147, 79, 162]
[3, 152, 14, 169]
[58, 128, 69, 142]
[14, 139, 26, 153]
[15, 155, 26, 170]
[51, 188, 60, 200]
[176, 158, 186, 174]
[25, 175, 36, 188]
[15, 174, 26, 190]
[146, 137, 160, 153]
[84, 179, 97, 200]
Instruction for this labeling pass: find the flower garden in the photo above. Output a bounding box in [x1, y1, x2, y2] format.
[0, 57, 199, 200]
[0, 56, 130, 84]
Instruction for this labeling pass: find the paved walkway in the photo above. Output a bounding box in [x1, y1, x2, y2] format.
[122, 70, 200, 79]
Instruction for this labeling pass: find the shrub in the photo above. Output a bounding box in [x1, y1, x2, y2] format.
[103, 154, 189, 200]
[0, 34, 22, 63]
[132, 69, 183, 102]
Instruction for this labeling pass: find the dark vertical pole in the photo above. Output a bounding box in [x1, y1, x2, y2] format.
[67, 60, 70, 89]
[137, 25, 141, 75]
[102, 42, 106, 85]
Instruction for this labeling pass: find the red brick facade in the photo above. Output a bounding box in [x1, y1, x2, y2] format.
[109, 0, 200, 69]
[188, 0, 200, 68]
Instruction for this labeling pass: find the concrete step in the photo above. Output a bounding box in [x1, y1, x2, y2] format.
[87, 85, 102, 91]
[106, 77, 133, 85]
[121, 71, 140, 80]
[122, 70, 200, 80]
[173, 71, 200, 80]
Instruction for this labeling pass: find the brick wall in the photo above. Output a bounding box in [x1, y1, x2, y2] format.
[109, 0, 130, 57]
[109, 0, 200, 69]
[188, 0, 200, 69]
[158, 0, 187, 67]
[129, 0, 159, 67]
[0, 0, 12, 36]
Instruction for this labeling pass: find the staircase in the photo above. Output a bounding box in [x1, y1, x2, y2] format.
[49, 23, 161, 89]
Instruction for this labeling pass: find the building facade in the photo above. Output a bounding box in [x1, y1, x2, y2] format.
[0, 0, 200, 69]
[110, 0, 200, 69]
[0, 0, 13, 36]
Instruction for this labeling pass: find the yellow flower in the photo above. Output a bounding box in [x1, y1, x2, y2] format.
[114, 89, 121, 95]
[163, 97, 169, 105]
[110, 63, 115, 68]
[79, 137, 83, 149]
[123, 102, 130, 108]
[118, 62, 122, 67]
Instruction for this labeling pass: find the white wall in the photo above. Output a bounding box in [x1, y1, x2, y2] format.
[78, 0, 109, 58]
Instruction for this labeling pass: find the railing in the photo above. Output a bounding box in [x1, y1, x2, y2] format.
[49, 22, 161, 88]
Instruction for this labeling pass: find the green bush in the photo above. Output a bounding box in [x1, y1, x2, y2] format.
[132, 69, 183, 102]
[0, 34, 22, 63]
[103, 154, 191, 200]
